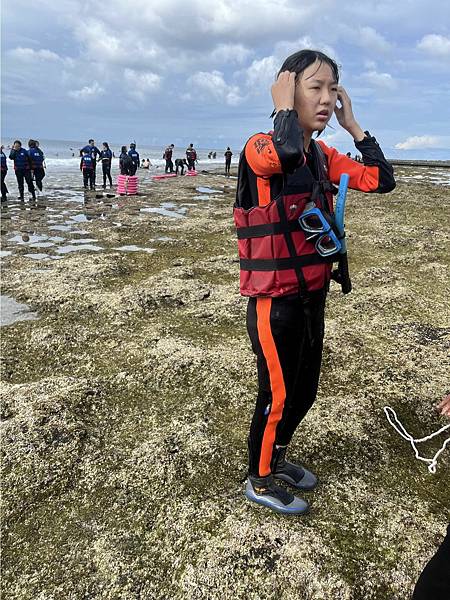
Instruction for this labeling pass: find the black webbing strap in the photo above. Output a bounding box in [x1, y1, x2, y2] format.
[275, 194, 309, 294]
[240, 254, 335, 272]
[236, 220, 301, 240]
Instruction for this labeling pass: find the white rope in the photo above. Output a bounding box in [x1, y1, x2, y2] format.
[384, 406, 450, 474]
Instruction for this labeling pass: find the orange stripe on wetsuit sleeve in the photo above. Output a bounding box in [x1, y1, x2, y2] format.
[256, 297, 287, 477]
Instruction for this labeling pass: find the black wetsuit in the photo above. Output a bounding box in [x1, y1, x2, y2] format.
[186, 148, 197, 171]
[100, 149, 113, 187]
[128, 148, 140, 176]
[29, 147, 45, 191]
[224, 150, 232, 174]
[175, 158, 186, 175]
[81, 145, 101, 186]
[119, 153, 133, 176]
[412, 525, 450, 600]
[80, 155, 95, 189]
[164, 148, 174, 173]
[1, 151, 8, 200]
[9, 148, 35, 199]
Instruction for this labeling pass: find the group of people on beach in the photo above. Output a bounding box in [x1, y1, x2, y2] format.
[80, 140, 140, 190]
[162, 143, 233, 176]
[1, 139, 45, 202]
[1, 138, 235, 200]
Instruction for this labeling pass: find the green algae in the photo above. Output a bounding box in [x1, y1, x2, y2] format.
[1, 172, 449, 599]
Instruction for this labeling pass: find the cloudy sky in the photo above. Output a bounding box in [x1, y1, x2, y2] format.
[2, 0, 450, 158]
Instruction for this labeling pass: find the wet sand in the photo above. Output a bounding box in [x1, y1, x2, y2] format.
[1, 166, 449, 600]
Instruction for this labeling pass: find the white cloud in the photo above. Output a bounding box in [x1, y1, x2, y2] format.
[9, 46, 61, 61]
[360, 70, 397, 90]
[417, 34, 450, 58]
[210, 43, 253, 65]
[68, 81, 105, 100]
[188, 70, 244, 106]
[124, 69, 161, 101]
[395, 135, 442, 150]
[245, 55, 279, 90]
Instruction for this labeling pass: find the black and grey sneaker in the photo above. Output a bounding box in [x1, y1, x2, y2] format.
[272, 446, 318, 491]
[244, 474, 309, 515]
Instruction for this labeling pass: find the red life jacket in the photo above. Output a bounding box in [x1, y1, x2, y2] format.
[233, 139, 338, 297]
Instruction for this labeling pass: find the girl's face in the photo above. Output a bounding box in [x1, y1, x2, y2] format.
[294, 60, 338, 135]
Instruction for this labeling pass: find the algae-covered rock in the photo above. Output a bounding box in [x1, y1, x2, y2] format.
[1, 171, 449, 599]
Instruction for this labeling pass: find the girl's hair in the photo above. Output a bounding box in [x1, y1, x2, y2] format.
[276, 49, 340, 136]
[103, 142, 109, 149]
[278, 49, 339, 83]
[28, 139, 37, 148]
[121, 145, 127, 153]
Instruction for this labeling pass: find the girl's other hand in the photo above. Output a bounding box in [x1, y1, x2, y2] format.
[437, 394, 450, 418]
[334, 86, 357, 130]
[271, 71, 296, 114]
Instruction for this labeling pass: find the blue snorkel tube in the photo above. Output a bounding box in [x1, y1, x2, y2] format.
[332, 173, 352, 294]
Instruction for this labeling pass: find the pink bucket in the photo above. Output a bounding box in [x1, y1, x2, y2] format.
[117, 174, 139, 195]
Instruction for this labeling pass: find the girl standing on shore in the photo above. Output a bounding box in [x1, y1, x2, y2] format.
[234, 49, 396, 515]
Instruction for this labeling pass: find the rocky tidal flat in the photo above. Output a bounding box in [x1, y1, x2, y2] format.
[1, 167, 449, 600]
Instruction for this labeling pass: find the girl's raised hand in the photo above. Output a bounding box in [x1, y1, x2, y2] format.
[334, 86, 357, 130]
[271, 71, 296, 114]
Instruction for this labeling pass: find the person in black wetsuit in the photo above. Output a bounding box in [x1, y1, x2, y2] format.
[1, 145, 8, 202]
[28, 139, 46, 192]
[119, 146, 133, 175]
[163, 144, 175, 173]
[80, 149, 95, 189]
[186, 143, 197, 171]
[128, 143, 140, 176]
[80, 139, 101, 188]
[224, 147, 233, 175]
[9, 140, 36, 200]
[100, 142, 113, 188]
[175, 158, 188, 175]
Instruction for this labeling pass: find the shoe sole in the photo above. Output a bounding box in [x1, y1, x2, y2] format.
[244, 489, 309, 515]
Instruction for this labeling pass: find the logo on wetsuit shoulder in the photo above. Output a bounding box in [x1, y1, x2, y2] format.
[254, 138, 270, 154]
[264, 403, 271, 416]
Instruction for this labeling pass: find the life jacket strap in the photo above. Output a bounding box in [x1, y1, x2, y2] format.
[240, 254, 335, 272]
[236, 220, 301, 239]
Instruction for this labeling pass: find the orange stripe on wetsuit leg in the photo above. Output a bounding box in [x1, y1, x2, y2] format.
[256, 177, 271, 207]
[256, 297, 287, 477]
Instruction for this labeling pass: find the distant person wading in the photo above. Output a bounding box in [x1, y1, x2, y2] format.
[224, 147, 233, 175]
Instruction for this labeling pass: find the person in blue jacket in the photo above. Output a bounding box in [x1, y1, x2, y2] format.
[80, 149, 95, 190]
[9, 140, 36, 200]
[128, 143, 140, 176]
[28, 139, 46, 192]
[99, 142, 113, 188]
[80, 139, 101, 187]
[1, 145, 8, 202]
